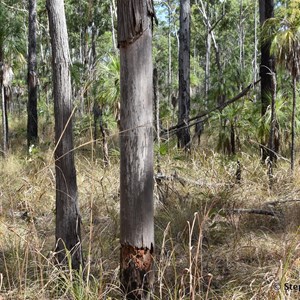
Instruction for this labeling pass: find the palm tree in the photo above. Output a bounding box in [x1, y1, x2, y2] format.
[263, 1, 300, 170]
[92, 55, 120, 166]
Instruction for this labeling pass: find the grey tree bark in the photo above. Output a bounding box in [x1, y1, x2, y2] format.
[178, 0, 191, 149]
[47, 0, 83, 271]
[27, 0, 38, 149]
[117, 1, 155, 298]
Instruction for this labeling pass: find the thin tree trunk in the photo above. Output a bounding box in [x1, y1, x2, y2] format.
[178, 0, 191, 149]
[168, 0, 172, 103]
[1, 84, 8, 156]
[254, 0, 258, 83]
[47, 0, 83, 271]
[291, 77, 296, 171]
[203, 0, 211, 102]
[27, 0, 38, 148]
[118, 1, 155, 298]
[0, 47, 8, 157]
[268, 70, 277, 163]
[230, 121, 235, 155]
[100, 118, 109, 167]
[205, 30, 211, 101]
[239, 0, 245, 73]
[110, 2, 117, 53]
[153, 67, 160, 143]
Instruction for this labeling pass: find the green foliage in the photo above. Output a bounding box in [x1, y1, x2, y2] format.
[263, 0, 300, 78]
[0, 1, 26, 64]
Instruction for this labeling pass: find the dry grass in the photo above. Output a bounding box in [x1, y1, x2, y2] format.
[0, 128, 300, 299]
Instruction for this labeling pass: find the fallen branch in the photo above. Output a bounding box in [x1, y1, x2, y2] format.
[230, 208, 275, 216]
[266, 199, 300, 206]
[155, 172, 226, 188]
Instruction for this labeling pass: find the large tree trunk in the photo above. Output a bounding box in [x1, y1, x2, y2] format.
[259, 0, 275, 116]
[47, 0, 83, 271]
[291, 77, 296, 171]
[178, 0, 191, 149]
[117, 1, 155, 298]
[27, 0, 38, 148]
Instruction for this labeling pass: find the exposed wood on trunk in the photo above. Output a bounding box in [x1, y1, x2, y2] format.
[27, 0, 38, 148]
[47, 0, 83, 271]
[120, 244, 154, 300]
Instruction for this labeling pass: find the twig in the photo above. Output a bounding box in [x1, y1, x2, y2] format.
[0, 1, 27, 12]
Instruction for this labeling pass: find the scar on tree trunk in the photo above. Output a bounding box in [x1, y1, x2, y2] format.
[120, 244, 154, 300]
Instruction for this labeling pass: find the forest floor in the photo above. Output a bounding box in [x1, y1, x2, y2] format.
[0, 122, 300, 299]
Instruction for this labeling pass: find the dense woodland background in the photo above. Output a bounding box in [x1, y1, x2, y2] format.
[0, 0, 300, 299]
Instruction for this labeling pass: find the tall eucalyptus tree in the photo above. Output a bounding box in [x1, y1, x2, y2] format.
[178, 0, 191, 149]
[259, 0, 275, 117]
[117, 0, 155, 298]
[47, 0, 83, 270]
[27, 0, 38, 148]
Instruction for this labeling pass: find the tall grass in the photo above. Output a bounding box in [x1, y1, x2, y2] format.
[0, 125, 300, 299]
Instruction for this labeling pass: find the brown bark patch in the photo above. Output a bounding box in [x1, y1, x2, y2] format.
[120, 244, 154, 299]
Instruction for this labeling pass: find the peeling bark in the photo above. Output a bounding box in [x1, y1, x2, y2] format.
[117, 0, 155, 47]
